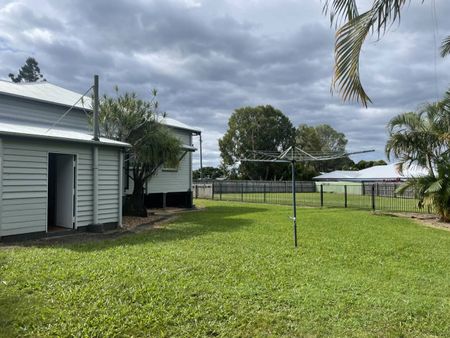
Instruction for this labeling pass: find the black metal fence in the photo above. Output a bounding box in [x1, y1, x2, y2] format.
[193, 180, 432, 214]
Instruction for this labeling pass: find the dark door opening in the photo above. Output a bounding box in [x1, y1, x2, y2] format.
[47, 153, 76, 231]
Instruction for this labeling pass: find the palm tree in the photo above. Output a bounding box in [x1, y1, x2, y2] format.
[396, 156, 450, 221]
[386, 92, 450, 220]
[324, 0, 450, 106]
[385, 102, 446, 175]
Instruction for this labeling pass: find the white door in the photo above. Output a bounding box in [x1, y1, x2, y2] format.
[55, 154, 75, 229]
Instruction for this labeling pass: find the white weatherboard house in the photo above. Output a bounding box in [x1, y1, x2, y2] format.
[125, 117, 201, 208]
[0, 81, 129, 240]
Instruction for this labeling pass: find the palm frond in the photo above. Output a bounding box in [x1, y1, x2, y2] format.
[425, 179, 443, 194]
[323, 0, 359, 26]
[440, 35, 450, 57]
[386, 111, 420, 133]
[395, 178, 416, 195]
[370, 0, 408, 36]
[333, 12, 373, 106]
[331, 0, 409, 106]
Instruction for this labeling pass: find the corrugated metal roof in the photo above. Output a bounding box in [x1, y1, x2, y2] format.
[356, 163, 428, 179]
[0, 121, 129, 147]
[0, 81, 201, 133]
[160, 117, 201, 133]
[314, 163, 428, 181]
[0, 80, 92, 110]
[315, 171, 359, 180]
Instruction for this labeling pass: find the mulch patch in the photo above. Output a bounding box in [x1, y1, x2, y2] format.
[374, 211, 450, 232]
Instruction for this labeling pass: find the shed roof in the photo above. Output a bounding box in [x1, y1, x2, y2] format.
[0, 80, 92, 110]
[0, 121, 129, 147]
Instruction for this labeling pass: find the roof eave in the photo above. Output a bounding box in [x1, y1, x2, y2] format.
[0, 130, 130, 148]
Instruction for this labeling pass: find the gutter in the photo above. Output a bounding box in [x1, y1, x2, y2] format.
[0, 130, 130, 148]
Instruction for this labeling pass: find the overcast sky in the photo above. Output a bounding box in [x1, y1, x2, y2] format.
[1, 0, 450, 168]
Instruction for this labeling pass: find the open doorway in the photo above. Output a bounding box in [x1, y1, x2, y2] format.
[47, 153, 76, 232]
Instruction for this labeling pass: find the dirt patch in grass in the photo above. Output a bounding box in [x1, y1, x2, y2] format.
[122, 212, 169, 230]
[375, 211, 450, 232]
[1, 207, 204, 247]
[123, 206, 204, 230]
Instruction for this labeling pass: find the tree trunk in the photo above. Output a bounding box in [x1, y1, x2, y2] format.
[123, 174, 147, 217]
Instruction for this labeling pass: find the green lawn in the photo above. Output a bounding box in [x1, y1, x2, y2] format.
[1, 200, 449, 337]
[214, 192, 428, 213]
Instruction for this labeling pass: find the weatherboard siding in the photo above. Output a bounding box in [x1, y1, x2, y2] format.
[146, 129, 192, 194]
[124, 129, 194, 195]
[0, 136, 121, 236]
[0, 94, 89, 132]
[98, 148, 120, 223]
[0, 138, 3, 237]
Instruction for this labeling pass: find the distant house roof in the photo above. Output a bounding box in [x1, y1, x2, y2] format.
[314, 163, 428, 181]
[0, 80, 91, 110]
[315, 170, 359, 181]
[0, 121, 129, 147]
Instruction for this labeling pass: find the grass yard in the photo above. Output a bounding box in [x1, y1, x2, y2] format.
[1, 200, 450, 337]
[215, 192, 427, 213]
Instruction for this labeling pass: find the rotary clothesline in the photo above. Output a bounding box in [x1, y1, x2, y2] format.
[240, 146, 374, 248]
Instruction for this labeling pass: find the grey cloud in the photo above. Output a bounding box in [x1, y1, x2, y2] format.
[0, 0, 449, 168]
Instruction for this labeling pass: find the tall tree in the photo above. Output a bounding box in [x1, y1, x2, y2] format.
[324, 0, 450, 106]
[219, 105, 295, 180]
[193, 166, 225, 180]
[386, 90, 450, 220]
[99, 88, 182, 216]
[296, 124, 351, 175]
[8, 57, 45, 83]
[353, 159, 387, 170]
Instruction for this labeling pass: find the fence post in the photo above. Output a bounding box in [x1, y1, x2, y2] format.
[195, 184, 199, 199]
[344, 185, 347, 208]
[371, 184, 375, 211]
[263, 184, 266, 203]
[211, 182, 215, 200]
[220, 182, 222, 200]
[320, 184, 324, 207]
[241, 183, 244, 202]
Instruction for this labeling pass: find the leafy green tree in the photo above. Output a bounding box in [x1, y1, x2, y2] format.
[352, 159, 387, 170]
[386, 90, 450, 220]
[99, 88, 182, 216]
[219, 105, 295, 180]
[295, 124, 351, 175]
[193, 166, 225, 180]
[8, 57, 45, 83]
[324, 0, 450, 106]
